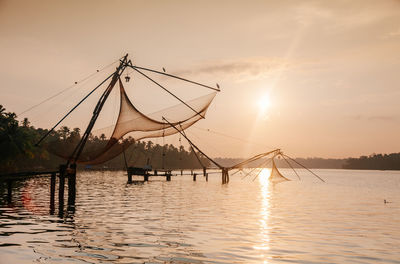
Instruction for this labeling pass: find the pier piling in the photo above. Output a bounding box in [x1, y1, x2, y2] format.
[50, 173, 56, 214]
[58, 165, 66, 217]
[7, 180, 12, 204]
[127, 172, 132, 184]
[67, 164, 76, 212]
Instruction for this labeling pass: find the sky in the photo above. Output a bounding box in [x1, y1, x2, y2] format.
[1, 0, 400, 159]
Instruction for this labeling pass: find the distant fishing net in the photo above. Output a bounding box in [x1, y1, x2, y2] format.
[49, 78, 216, 164]
[269, 159, 290, 183]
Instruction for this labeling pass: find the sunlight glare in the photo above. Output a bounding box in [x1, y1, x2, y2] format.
[258, 168, 272, 185]
[253, 167, 272, 254]
[257, 94, 270, 114]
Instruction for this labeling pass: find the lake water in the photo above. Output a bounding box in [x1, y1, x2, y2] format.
[1, 169, 400, 263]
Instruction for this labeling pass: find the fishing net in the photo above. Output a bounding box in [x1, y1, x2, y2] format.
[49, 78, 216, 164]
[269, 159, 290, 183]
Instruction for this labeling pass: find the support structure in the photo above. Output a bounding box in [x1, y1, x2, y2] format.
[67, 164, 77, 213]
[58, 165, 66, 217]
[7, 180, 12, 204]
[166, 171, 171, 181]
[222, 168, 229, 184]
[50, 172, 56, 214]
[162, 117, 230, 184]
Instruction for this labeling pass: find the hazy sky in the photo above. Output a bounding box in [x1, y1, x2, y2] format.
[1, 0, 400, 159]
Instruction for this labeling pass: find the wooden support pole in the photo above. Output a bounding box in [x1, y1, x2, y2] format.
[50, 172, 56, 214]
[144, 174, 149, 182]
[193, 173, 197, 181]
[203, 167, 206, 177]
[7, 180, 12, 204]
[181, 170, 183, 176]
[166, 173, 171, 181]
[206, 173, 208, 182]
[67, 164, 76, 213]
[127, 171, 132, 184]
[221, 168, 229, 184]
[58, 165, 66, 217]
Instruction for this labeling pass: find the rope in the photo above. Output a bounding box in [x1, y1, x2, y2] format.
[128, 65, 220, 92]
[18, 60, 119, 116]
[129, 66, 205, 119]
[281, 154, 325, 183]
[162, 117, 223, 169]
[35, 70, 117, 146]
[280, 154, 301, 180]
[180, 124, 204, 168]
[192, 126, 279, 150]
[185, 129, 225, 158]
[252, 158, 274, 181]
[241, 158, 272, 179]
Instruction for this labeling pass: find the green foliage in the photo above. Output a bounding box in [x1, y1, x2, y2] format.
[0, 105, 41, 171]
[0, 104, 209, 173]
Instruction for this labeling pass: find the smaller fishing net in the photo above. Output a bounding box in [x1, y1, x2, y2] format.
[269, 159, 290, 183]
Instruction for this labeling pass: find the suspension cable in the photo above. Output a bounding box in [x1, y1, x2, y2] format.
[281, 153, 325, 183]
[18, 60, 119, 116]
[128, 65, 220, 92]
[35, 70, 117, 146]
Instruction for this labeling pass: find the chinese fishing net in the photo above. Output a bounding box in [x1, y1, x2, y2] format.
[269, 159, 290, 183]
[49, 76, 217, 164]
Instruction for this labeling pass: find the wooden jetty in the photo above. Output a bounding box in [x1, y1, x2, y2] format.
[0, 167, 76, 217]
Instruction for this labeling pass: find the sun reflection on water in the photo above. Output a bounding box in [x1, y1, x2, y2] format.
[253, 168, 272, 262]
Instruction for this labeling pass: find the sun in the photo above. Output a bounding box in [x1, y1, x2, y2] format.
[257, 94, 270, 114]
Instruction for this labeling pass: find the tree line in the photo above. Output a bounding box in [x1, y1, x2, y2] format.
[2, 104, 400, 172]
[343, 153, 400, 170]
[0, 105, 209, 173]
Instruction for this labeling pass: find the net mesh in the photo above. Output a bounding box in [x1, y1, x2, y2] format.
[269, 159, 290, 183]
[51, 78, 216, 164]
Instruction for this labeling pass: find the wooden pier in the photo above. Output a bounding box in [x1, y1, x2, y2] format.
[0, 167, 77, 217]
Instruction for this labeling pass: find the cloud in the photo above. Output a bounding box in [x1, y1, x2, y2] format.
[171, 57, 292, 82]
[367, 115, 398, 121]
[387, 28, 400, 38]
[349, 114, 399, 121]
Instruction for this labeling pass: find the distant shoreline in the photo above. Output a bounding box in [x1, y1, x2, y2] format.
[215, 153, 400, 170]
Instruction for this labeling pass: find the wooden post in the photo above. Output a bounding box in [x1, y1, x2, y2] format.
[144, 173, 149, 182]
[221, 168, 229, 184]
[58, 165, 66, 217]
[203, 167, 206, 177]
[7, 180, 12, 204]
[127, 169, 132, 184]
[206, 173, 208, 182]
[180, 170, 183, 176]
[50, 172, 56, 214]
[67, 164, 76, 213]
[193, 173, 197, 181]
[166, 171, 171, 181]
